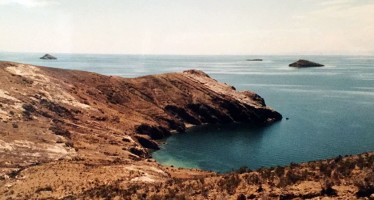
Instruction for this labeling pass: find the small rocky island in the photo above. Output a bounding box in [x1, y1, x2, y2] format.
[289, 59, 324, 68]
[246, 59, 263, 61]
[40, 54, 57, 60]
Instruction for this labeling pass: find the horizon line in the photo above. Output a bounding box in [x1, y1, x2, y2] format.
[1, 51, 373, 57]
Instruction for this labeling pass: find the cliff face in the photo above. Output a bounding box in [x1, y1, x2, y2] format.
[0, 61, 371, 199]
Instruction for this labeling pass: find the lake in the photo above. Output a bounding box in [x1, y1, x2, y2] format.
[1, 52, 374, 172]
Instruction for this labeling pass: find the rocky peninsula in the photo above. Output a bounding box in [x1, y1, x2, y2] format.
[0, 61, 373, 199]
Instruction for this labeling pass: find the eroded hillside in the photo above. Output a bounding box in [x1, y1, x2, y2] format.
[0, 61, 372, 199]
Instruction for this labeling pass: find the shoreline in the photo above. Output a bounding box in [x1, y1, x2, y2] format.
[0, 61, 373, 199]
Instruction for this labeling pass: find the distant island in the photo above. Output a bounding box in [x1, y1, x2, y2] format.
[289, 59, 324, 68]
[246, 59, 263, 61]
[40, 54, 57, 60]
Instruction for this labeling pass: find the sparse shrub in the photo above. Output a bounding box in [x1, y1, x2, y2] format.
[285, 171, 302, 185]
[277, 177, 288, 188]
[356, 155, 365, 169]
[321, 180, 337, 196]
[334, 155, 343, 163]
[290, 162, 298, 168]
[237, 193, 246, 200]
[236, 166, 252, 174]
[337, 160, 355, 177]
[244, 173, 260, 184]
[260, 168, 272, 180]
[275, 166, 285, 177]
[319, 163, 332, 177]
[355, 181, 374, 198]
[218, 174, 241, 195]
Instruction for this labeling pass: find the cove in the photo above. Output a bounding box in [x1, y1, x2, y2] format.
[153, 122, 307, 173]
[153, 111, 374, 173]
[152, 123, 288, 173]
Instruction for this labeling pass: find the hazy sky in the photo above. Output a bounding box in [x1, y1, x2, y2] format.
[1, 0, 373, 55]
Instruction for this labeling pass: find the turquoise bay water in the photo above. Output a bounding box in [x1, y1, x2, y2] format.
[1, 52, 374, 172]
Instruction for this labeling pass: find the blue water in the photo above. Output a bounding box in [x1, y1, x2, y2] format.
[1, 52, 374, 172]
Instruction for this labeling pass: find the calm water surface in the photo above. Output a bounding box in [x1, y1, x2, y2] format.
[1, 52, 374, 172]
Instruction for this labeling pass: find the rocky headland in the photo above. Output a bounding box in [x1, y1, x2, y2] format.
[0, 61, 373, 199]
[289, 59, 324, 68]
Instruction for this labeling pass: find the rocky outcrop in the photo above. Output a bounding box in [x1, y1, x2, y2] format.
[135, 124, 171, 140]
[135, 136, 160, 150]
[40, 54, 57, 60]
[289, 59, 324, 68]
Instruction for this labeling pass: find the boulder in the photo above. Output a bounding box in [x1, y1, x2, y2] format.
[289, 59, 324, 68]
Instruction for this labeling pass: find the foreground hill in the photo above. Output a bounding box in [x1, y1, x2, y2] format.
[0, 61, 372, 199]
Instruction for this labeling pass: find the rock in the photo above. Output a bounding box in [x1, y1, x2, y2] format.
[135, 136, 160, 150]
[35, 186, 53, 193]
[129, 147, 147, 158]
[96, 85, 128, 104]
[22, 104, 36, 113]
[242, 91, 266, 106]
[40, 54, 57, 60]
[183, 69, 210, 78]
[135, 124, 171, 140]
[49, 126, 71, 139]
[289, 59, 324, 68]
[40, 99, 73, 118]
[22, 103, 36, 120]
[216, 99, 250, 122]
[12, 123, 18, 128]
[246, 59, 263, 61]
[187, 103, 233, 124]
[164, 105, 201, 125]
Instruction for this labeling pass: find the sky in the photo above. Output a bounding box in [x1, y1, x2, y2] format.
[0, 0, 373, 55]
